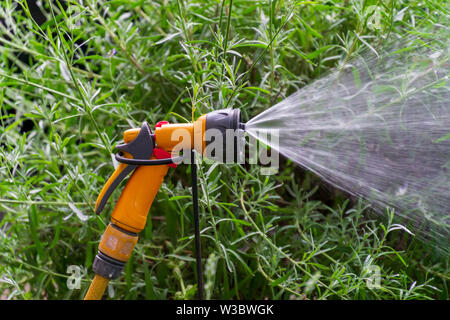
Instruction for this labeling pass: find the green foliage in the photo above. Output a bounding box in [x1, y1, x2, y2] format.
[0, 0, 448, 299]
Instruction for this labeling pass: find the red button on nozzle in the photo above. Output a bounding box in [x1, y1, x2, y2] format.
[152, 148, 177, 168]
[155, 121, 169, 128]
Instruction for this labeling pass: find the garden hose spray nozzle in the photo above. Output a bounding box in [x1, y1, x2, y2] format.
[85, 109, 245, 300]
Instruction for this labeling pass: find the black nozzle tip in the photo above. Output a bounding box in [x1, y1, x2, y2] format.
[231, 109, 240, 130]
[206, 108, 242, 132]
[204, 109, 245, 163]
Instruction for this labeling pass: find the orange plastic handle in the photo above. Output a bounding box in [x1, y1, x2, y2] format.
[110, 160, 169, 234]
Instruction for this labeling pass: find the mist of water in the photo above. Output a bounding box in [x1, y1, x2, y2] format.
[246, 26, 449, 253]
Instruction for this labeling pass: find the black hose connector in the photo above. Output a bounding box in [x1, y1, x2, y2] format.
[92, 251, 125, 280]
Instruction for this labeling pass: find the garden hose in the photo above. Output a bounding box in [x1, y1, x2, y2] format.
[84, 109, 245, 300]
[84, 274, 109, 300]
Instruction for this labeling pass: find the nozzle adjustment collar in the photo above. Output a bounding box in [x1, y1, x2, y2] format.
[205, 108, 242, 134]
